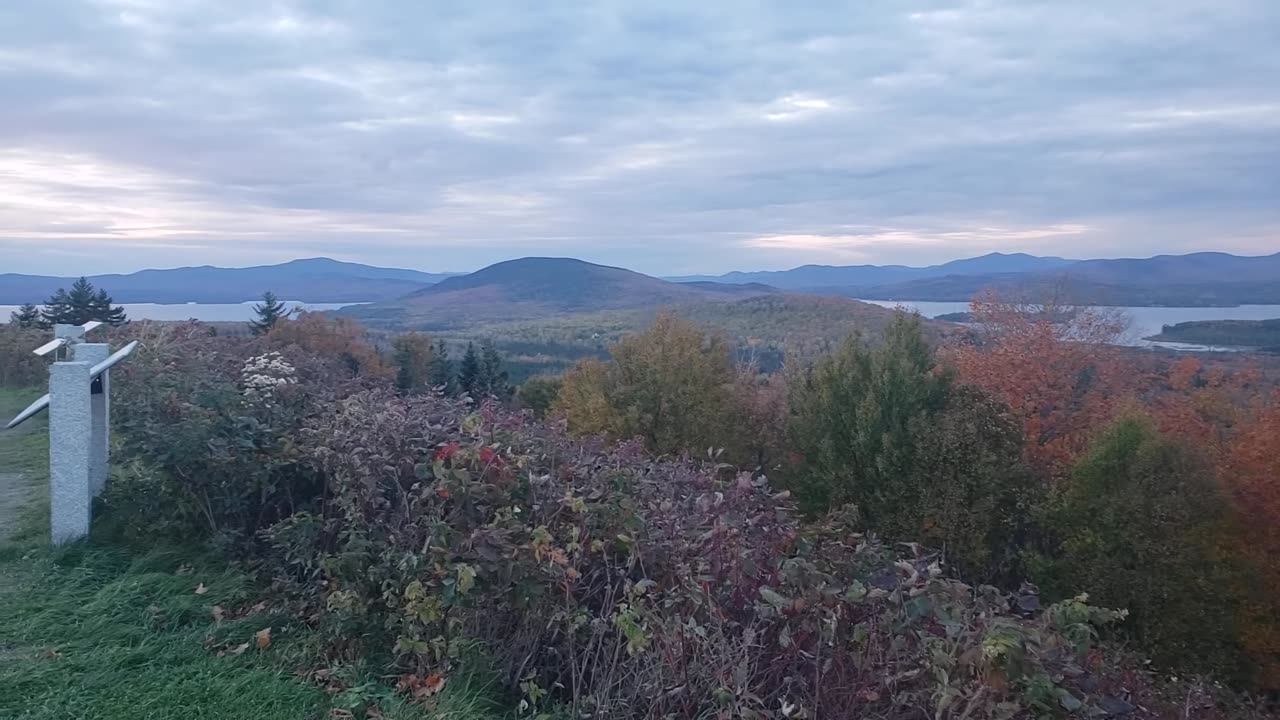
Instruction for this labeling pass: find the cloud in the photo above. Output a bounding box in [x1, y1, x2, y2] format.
[0, 0, 1277, 275]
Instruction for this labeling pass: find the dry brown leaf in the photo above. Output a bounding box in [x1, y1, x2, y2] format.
[254, 627, 272, 649]
[228, 642, 250, 656]
[251, 600, 269, 613]
[328, 710, 354, 720]
[194, 583, 208, 595]
[414, 673, 447, 699]
[365, 706, 383, 719]
[211, 605, 226, 622]
[40, 647, 61, 659]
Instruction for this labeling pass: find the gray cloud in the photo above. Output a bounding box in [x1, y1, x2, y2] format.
[0, 0, 1278, 275]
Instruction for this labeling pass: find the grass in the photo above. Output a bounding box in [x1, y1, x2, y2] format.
[0, 387, 504, 720]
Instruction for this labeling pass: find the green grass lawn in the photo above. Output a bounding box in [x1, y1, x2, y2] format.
[0, 387, 502, 720]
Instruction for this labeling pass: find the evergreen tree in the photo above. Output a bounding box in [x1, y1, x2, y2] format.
[91, 288, 128, 326]
[477, 340, 511, 399]
[787, 312, 951, 514]
[458, 342, 481, 396]
[41, 287, 73, 326]
[41, 277, 127, 326]
[427, 339, 455, 393]
[9, 303, 42, 329]
[250, 291, 290, 335]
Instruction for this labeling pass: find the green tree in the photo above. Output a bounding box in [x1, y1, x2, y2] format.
[427, 339, 455, 393]
[42, 277, 127, 326]
[786, 313, 1034, 583]
[787, 312, 951, 514]
[458, 342, 481, 395]
[91, 288, 128, 326]
[477, 340, 510, 399]
[9, 303, 42, 329]
[894, 387, 1034, 583]
[1032, 415, 1244, 677]
[554, 312, 734, 455]
[250, 291, 290, 335]
[392, 332, 435, 394]
[518, 375, 562, 417]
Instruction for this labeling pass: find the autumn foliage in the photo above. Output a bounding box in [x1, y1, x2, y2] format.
[80, 298, 1280, 710]
[948, 290, 1131, 479]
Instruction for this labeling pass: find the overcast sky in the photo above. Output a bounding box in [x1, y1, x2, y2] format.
[2, 0, 1278, 276]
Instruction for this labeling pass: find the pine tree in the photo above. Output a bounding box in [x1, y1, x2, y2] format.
[9, 303, 42, 329]
[91, 289, 128, 326]
[458, 342, 480, 396]
[478, 340, 511, 399]
[41, 277, 127, 326]
[250, 291, 290, 335]
[41, 288, 73, 327]
[427, 339, 455, 393]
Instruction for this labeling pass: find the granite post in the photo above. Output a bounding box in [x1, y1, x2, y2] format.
[49, 360, 93, 545]
[71, 343, 111, 496]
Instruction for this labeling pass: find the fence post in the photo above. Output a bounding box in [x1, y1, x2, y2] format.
[71, 343, 111, 496]
[49, 360, 93, 545]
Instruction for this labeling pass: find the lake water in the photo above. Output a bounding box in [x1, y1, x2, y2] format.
[0, 301, 355, 323]
[4, 299, 1279, 352]
[859, 300, 1280, 350]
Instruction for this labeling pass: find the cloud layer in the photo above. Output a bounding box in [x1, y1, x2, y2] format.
[2, 0, 1278, 274]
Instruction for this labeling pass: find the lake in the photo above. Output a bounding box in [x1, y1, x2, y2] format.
[0, 301, 356, 323]
[859, 300, 1280, 350]
[4, 299, 1280, 352]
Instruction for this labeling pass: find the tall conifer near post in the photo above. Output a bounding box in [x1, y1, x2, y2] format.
[250, 291, 290, 335]
[41, 277, 127, 325]
[91, 288, 128, 326]
[10, 303, 42, 329]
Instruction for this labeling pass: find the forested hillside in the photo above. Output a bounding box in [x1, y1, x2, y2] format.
[4, 294, 1278, 718]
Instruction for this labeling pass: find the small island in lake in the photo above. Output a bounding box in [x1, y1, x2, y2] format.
[1147, 318, 1280, 352]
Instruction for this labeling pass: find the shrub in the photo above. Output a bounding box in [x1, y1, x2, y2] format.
[271, 389, 1128, 719]
[0, 324, 47, 387]
[516, 375, 561, 417]
[267, 312, 392, 380]
[1031, 415, 1245, 679]
[106, 321, 386, 548]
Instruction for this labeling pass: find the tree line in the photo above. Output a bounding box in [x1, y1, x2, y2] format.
[9, 277, 128, 328]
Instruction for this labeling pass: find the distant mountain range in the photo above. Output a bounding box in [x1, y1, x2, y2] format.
[0, 257, 454, 304]
[673, 251, 1280, 307]
[341, 257, 778, 330]
[667, 252, 1076, 289]
[4, 250, 1278, 311]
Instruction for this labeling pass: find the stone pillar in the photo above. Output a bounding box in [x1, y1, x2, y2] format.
[71, 343, 111, 496]
[49, 361, 93, 545]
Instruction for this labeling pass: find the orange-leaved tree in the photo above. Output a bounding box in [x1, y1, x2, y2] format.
[1224, 393, 1280, 689]
[948, 289, 1131, 480]
[267, 311, 392, 380]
